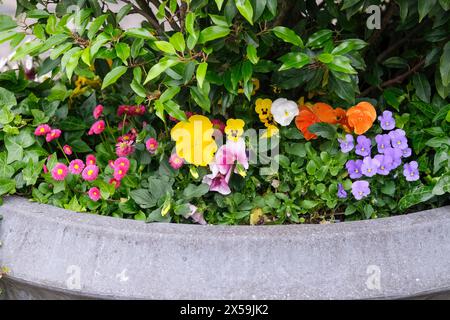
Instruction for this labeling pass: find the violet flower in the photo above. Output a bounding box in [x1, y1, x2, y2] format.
[346, 159, 363, 179]
[338, 134, 354, 153]
[384, 147, 403, 169]
[337, 183, 347, 199]
[361, 157, 380, 177]
[389, 129, 408, 150]
[402, 147, 412, 158]
[355, 135, 371, 157]
[378, 110, 396, 131]
[375, 134, 391, 154]
[374, 154, 393, 176]
[351, 180, 371, 200]
[403, 161, 420, 181]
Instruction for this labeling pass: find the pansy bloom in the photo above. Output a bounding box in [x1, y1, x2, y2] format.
[375, 134, 391, 154]
[378, 110, 396, 131]
[374, 154, 393, 176]
[403, 161, 419, 181]
[69, 159, 85, 174]
[346, 159, 363, 179]
[51, 163, 68, 181]
[295, 105, 319, 140]
[88, 187, 101, 201]
[361, 157, 380, 177]
[82, 164, 99, 181]
[346, 102, 376, 135]
[384, 147, 403, 169]
[337, 183, 348, 199]
[389, 129, 408, 150]
[338, 134, 354, 153]
[34, 124, 51, 136]
[351, 180, 371, 200]
[355, 135, 371, 157]
[271, 98, 299, 126]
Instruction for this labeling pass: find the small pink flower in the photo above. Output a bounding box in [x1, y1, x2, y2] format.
[115, 141, 135, 157]
[93, 104, 103, 119]
[169, 153, 184, 170]
[88, 187, 101, 201]
[46, 129, 61, 142]
[51, 163, 68, 181]
[114, 157, 130, 172]
[117, 105, 130, 117]
[211, 119, 226, 133]
[133, 105, 146, 116]
[88, 120, 105, 135]
[69, 159, 85, 174]
[43, 164, 48, 174]
[35, 124, 51, 136]
[117, 129, 137, 143]
[109, 178, 121, 189]
[108, 160, 115, 169]
[113, 167, 127, 180]
[145, 138, 158, 154]
[86, 154, 96, 166]
[82, 164, 99, 181]
[63, 145, 73, 155]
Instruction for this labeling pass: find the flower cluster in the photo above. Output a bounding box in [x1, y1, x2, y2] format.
[117, 105, 146, 117]
[338, 110, 419, 201]
[34, 124, 61, 142]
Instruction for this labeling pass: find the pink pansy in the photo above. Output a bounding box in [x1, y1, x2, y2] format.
[115, 140, 135, 157]
[211, 119, 226, 133]
[51, 163, 68, 181]
[82, 164, 99, 181]
[114, 157, 130, 172]
[34, 124, 51, 136]
[46, 129, 61, 142]
[88, 120, 105, 135]
[145, 138, 158, 154]
[113, 167, 127, 180]
[88, 187, 101, 202]
[188, 204, 207, 225]
[69, 159, 85, 174]
[93, 104, 103, 119]
[109, 178, 121, 189]
[202, 160, 232, 195]
[63, 145, 73, 155]
[86, 154, 96, 166]
[214, 140, 248, 175]
[169, 153, 184, 169]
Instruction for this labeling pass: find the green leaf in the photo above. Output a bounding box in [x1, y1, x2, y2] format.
[440, 41, 450, 87]
[278, 52, 310, 71]
[154, 41, 176, 55]
[418, 0, 437, 22]
[183, 183, 210, 200]
[0, 87, 17, 109]
[398, 186, 434, 211]
[272, 26, 303, 47]
[196, 62, 208, 89]
[246, 45, 259, 64]
[159, 86, 180, 103]
[11, 39, 42, 61]
[0, 15, 16, 32]
[331, 39, 367, 55]
[235, 0, 254, 25]
[164, 100, 187, 121]
[0, 178, 15, 196]
[59, 117, 87, 131]
[214, 0, 225, 10]
[115, 42, 130, 65]
[123, 28, 156, 40]
[102, 66, 128, 89]
[117, 3, 133, 22]
[440, 0, 450, 10]
[412, 73, 431, 103]
[88, 14, 108, 40]
[169, 32, 185, 52]
[198, 26, 230, 43]
[306, 29, 333, 48]
[308, 123, 337, 140]
[130, 189, 157, 209]
[23, 159, 45, 186]
[50, 42, 72, 60]
[190, 86, 210, 112]
[144, 58, 179, 84]
[327, 55, 357, 74]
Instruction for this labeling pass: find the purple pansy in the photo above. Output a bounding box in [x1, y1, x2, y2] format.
[384, 147, 403, 169]
[403, 161, 420, 181]
[351, 181, 371, 200]
[402, 147, 412, 158]
[338, 134, 354, 153]
[355, 135, 371, 157]
[374, 154, 393, 175]
[361, 157, 380, 177]
[375, 134, 391, 154]
[346, 159, 363, 179]
[389, 129, 408, 150]
[337, 183, 348, 199]
[378, 110, 396, 131]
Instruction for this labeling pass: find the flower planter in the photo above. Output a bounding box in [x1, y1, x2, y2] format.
[1, 196, 450, 300]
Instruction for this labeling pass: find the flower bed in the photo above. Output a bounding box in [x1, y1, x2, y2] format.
[0, 1, 449, 226]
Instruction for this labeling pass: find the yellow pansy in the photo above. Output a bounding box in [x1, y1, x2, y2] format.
[255, 98, 272, 121]
[262, 123, 279, 138]
[171, 115, 218, 166]
[225, 118, 245, 142]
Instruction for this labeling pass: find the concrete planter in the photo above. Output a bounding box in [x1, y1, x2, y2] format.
[0, 196, 449, 300]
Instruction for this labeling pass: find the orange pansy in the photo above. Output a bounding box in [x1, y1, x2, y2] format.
[312, 102, 338, 124]
[295, 106, 320, 140]
[346, 102, 376, 135]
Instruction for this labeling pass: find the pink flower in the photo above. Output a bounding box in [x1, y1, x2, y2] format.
[133, 105, 146, 115]
[117, 129, 137, 143]
[34, 124, 51, 136]
[114, 157, 130, 172]
[63, 145, 73, 155]
[115, 141, 135, 157]
[211, 119, 226, 133]
[88, 120, 105, 135]
[51, 163, 68, 181]
[117, 105, 146, 117]
[108, 160, 115, 169]
[93, 104, 103, 119]
[86, 154, 96, 166]
[187, 204, 207, 225]
[109, 178, 121, 189]
[145, 138, 158, 154]
[69, 159, 85, 174]
[46, 129, 61, 142]
[117, 105, 130, 117]
[202, 162, 232, 195]
[169, 153, 184, 169]
[113, 167, 127, 180]
[118, 120, 130, 130]
[43, 164, 48, 174]
[88, 187, 101, 201]
[82, 164, 99, 181]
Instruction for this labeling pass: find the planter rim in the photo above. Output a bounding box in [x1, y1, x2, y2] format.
[1, 196, 450, 300]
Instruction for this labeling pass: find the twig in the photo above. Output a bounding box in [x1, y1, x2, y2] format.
[122, 0, 163, 33]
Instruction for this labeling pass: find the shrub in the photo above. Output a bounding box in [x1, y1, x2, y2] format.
[0, 0, 449, 224]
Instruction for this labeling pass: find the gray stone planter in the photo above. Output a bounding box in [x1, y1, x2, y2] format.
[0, 196, 449, 300]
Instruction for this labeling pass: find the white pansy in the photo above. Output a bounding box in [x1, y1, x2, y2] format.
[271, 98, 299, 126]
